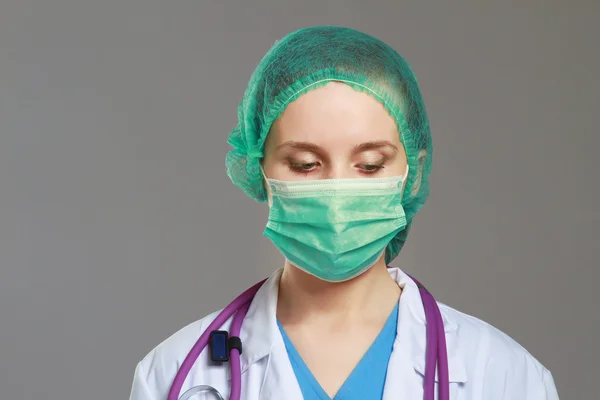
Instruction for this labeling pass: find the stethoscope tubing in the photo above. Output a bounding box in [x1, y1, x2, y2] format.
[412, 273, 449, 400]
[168, 275, 449, 400]
[167, 280, 266, 400]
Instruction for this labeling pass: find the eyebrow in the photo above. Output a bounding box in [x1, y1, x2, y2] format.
[275, 140, 398, 153]
[352, 140, 399, 153]
[275, 141, 322, 152]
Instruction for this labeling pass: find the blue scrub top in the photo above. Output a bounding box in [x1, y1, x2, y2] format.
[277, 303, 399, 400]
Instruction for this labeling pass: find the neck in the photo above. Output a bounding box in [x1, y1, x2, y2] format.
[276, 257, 401, 328]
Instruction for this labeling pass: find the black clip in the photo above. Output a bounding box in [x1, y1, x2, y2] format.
[228, 336, 242, 356]
[209, 330, 229, 362]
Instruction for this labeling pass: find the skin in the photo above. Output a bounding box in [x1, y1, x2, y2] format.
[262, 82, 408, 397]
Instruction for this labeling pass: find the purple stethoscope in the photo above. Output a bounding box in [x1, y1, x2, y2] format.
[167, 271, 449, 400]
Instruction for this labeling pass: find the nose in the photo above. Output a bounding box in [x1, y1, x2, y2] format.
[323, 161, 355, 179]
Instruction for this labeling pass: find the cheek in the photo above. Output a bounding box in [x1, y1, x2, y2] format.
[383, 159, 408, 177]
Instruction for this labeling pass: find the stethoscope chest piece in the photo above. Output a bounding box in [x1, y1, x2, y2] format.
[179, 385, 225, 400]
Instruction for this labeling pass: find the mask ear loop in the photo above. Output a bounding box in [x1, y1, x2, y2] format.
[399, 164, 410, 203]
[259, 165, 274, 208]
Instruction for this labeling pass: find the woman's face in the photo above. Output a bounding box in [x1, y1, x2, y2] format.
[262, 82, 407, 181]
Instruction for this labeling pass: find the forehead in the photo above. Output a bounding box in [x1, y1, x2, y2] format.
[267, 82, 401, 147]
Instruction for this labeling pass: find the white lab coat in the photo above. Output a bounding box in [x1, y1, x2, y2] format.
[129, 268, 559, 399]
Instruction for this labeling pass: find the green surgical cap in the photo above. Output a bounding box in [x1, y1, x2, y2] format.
[226, 26, 433, 262]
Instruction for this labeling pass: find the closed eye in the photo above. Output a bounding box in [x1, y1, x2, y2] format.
[289, 162, 319, 172]
[358, 163, 385, 174]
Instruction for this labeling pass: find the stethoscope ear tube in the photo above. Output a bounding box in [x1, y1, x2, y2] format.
[228, 300, 252, 400]
[422, 290, 438, 400]
[168, 280, 266, 400]
[169, 274, 450, 400]
[409, 275, 450, 400]
[432, 293, 450, 399]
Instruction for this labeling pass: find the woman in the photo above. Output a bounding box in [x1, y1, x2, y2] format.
[129, 26, 559, 399]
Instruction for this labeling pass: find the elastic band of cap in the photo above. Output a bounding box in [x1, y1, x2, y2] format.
[247, 150, 264, 158]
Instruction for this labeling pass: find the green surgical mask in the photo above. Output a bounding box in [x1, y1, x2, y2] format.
[263, 169, 408, 282]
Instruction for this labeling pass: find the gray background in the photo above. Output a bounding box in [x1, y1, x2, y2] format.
[0, 1, 598, 399]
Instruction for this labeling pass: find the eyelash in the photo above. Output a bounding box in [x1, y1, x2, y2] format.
[288, 162, 385, 175]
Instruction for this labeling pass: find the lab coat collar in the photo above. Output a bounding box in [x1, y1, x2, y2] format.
[232, 268, 283, 378]
[389, 268, 468, 384]
[232, 267, 467, 389]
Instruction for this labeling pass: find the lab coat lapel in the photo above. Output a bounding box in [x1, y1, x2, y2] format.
[234, 268, 303, 400]
[234, 269, 281, 378]
[382, 268, 468, 399]
[382, 268, 426, 399]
